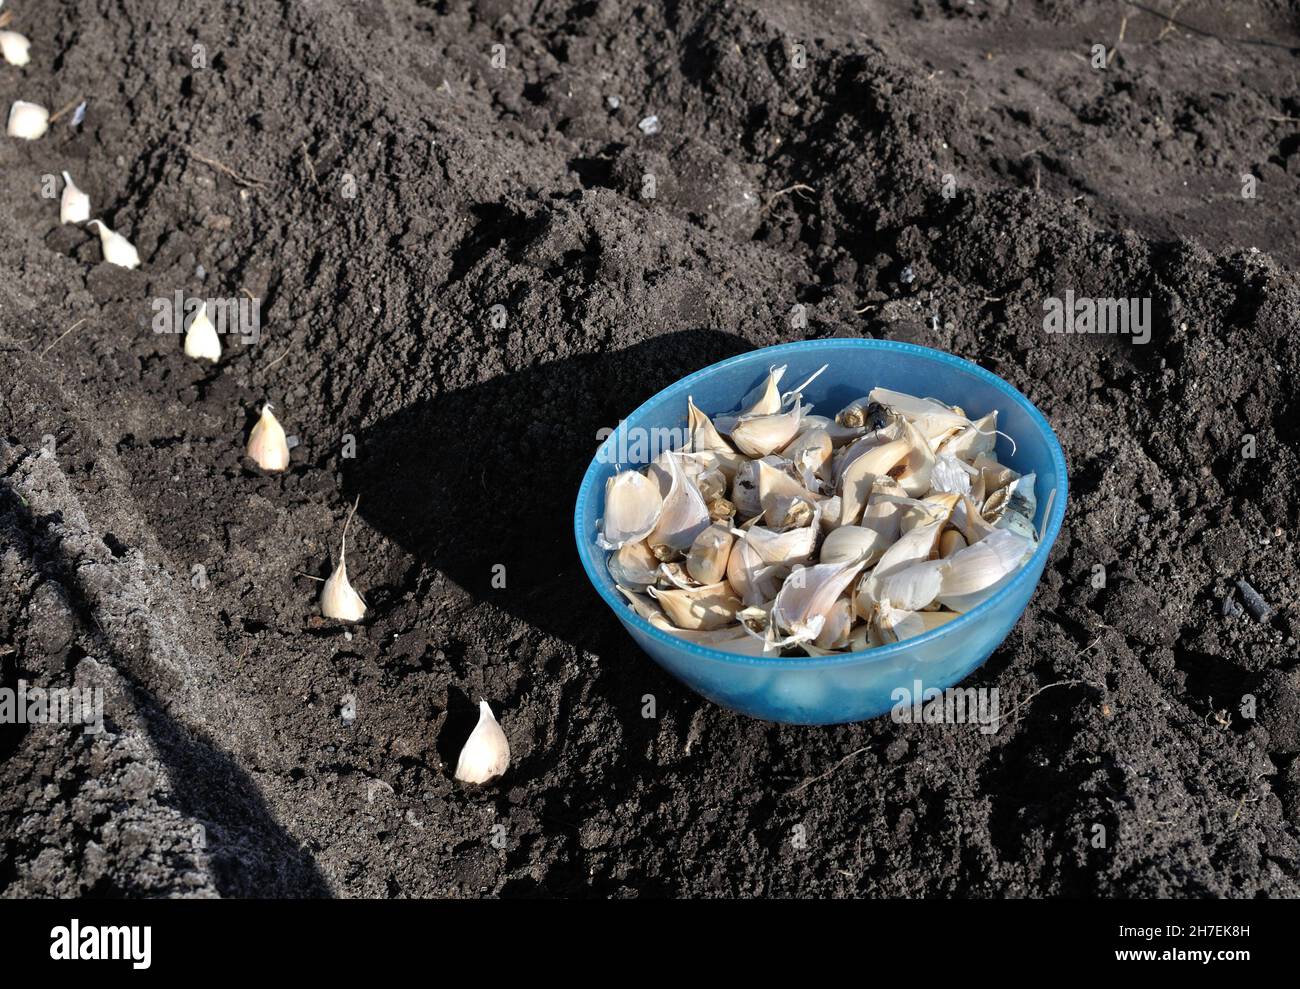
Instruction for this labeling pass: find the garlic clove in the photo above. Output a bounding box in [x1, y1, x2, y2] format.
[685, 522, 734, 586]
[939, 529, 967, 558]
[781, 424, 833, 486]
[755, 458, 819, 529]
[895, 419, 936, 497]
[771, 555, 867, 646]
[647, 452, 710, 559]
[941, 411, 997, 461]
[868, 388, 970, 438]
[725, 533, 783, 607]
[599, 469, 663, 550]
[0, 31, 31, 67]
[738, 364, 786, 418]
[856, 496, 956, 612]
[86, 219, 140, 268]
[837, 437, 910, 526]
[616, 584, 663, 621]
[820, 524, 890, 568]
[875, 601, 959, 643]
[647, 580, 742, 631]
[246, 403, 290, 471]
[59, 171, 91, 224]
[6, 99, 48, 139]
[937, 529, 1034, 613]
[454, 700, 510, 785]
[320, 498, 366, 622]
[183, 301, 221, 362]
[687, 395, 734, 454]
[814, 596, 855, 650]
[731, 505, 820, 566]
[728, 401, 806, 458]
[320, 556, 366, 621]
[863, 559, 945, 613]
[607, 538, 660, 590]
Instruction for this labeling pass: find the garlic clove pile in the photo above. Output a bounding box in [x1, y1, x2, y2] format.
[59, 171, 90, 224]
[183, 302, 221, 362]
[6, 100, 48, 139]
[246, 403, 290, 471]
[86, 219, 140, 268]
[454, 700, 511, 784]
[0, 30, 31, 66]
[602, 378, 1041, 655]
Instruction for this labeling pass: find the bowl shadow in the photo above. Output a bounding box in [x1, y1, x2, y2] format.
[341, 330, 752, 645]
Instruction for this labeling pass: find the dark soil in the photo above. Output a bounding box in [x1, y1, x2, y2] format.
[2, 0, 1299, 897]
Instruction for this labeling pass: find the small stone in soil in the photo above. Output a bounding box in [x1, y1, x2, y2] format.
[1235, 579, 1272, 621]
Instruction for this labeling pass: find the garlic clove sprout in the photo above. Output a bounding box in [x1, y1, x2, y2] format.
[183, 302, 221, 362]
[6, 99, 48, 139]
[246, 403, 290, 471]
[320, 498, 366, 622]
[86, 219, 140, 268]
[454, 700, 510, 785]
[59, 171, 90, 224]
[0, 30, 31, 67]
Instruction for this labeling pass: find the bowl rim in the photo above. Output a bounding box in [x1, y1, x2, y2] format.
[573, 339, 1069, 670]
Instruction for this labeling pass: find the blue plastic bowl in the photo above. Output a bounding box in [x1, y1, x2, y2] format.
[574, 339, 1068, 725]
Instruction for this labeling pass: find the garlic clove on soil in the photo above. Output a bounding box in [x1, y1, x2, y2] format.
[454, 700, 510, 785]
[86, 219, 140, 268]
[320, 497, 366, 622]
[6, 99, 48, 139]
[59, 171, 90, 224]
[0, 30, 31, 67]
[183, 302, 221, 362]
[320, 556, 366, 622]
[246, 403, 290, 471]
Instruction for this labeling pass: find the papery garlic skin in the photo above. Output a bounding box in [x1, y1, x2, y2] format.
[87, 219, 141, 268]
[0, 31, 31, 67]
[60, 171, 90, 224]
[454, 700, 510, 784]
[183, 302, 221, 362]
[6, 100, 48, 139]
[321, 557, 366, 621]
[246, 404, 290, 471]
